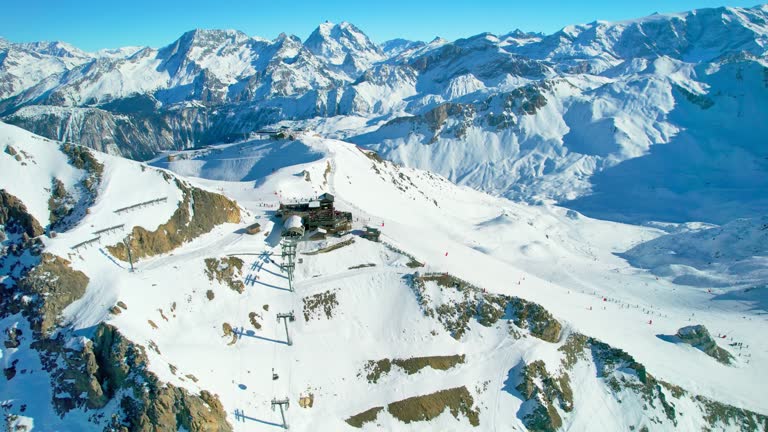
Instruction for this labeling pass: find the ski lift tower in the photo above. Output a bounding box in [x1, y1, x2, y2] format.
[280, 215, 304, 292]
[271, 398, 290, 429]
[276, 311, 295, 346]
[122, 234, 135, 272]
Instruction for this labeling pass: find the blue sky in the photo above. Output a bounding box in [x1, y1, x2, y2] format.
[2, 0, 762, 51]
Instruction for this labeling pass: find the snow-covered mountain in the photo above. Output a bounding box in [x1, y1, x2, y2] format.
[1, 6, 768, 430]
[2, 5, 767, 224]
[1, 122, 767, 431]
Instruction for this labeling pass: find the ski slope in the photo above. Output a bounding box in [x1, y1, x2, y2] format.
[1, 124, 766, 430]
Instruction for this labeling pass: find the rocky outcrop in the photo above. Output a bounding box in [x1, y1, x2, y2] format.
[59, 142, 104, 196]
[408, 272, 561, 342]
[515, 360, 573, 432]
[107, 180, 240, 261]
[511, 332, 768, 432]
[0, 189, 44, 237]
[17, 252, 89, 334]
[47, 178, 75, 230]
[675, 324, 734, 365]
[32, 323, 232, 431]
[501, 297, 562, 343]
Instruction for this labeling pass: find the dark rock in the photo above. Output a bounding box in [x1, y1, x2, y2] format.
[17, 252, 89, 334]
[0, 189, 44, 238]
[676, 324, 733, 365]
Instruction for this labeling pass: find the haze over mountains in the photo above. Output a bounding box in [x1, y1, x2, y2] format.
[1, 5, 767, 432]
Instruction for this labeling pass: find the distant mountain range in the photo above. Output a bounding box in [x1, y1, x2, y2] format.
[2, 5, 767, 223]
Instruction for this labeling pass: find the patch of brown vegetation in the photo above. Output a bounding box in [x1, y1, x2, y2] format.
[346, 407, 384, 428]
[386, 386, 479, 426]
[302, 290, 339, 321]
[363, 355, 465, 383]
[4, 145, 21, 161]
[222, 323, 237, 345]
[204, 257, 245, 293]
[248, 312, 262, 330]
[323, 161, 332, 184]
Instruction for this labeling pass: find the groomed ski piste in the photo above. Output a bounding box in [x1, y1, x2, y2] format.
[1, 121, 766, 431]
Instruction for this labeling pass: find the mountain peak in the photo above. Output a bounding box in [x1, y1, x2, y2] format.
[180, 28, 249, 43]
[304, 20, 383, 68]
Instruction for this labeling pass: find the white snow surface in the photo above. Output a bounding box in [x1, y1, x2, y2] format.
[1, 4, 768, 430]
[2, 122, 765, 430]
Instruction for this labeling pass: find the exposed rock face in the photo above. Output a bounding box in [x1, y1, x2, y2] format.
[4, 106, 213, 161]
[107, 180, 241, 261]
[46, 143, 104, 232]
[59, 142, 104, 196]
[408, 272, 562, 342]
[31, 334, 110, 413]
[516, 360, 573, 432]
[0, 189, 44, 237]
[502, 297, 562, 343]
[47, 177, 75, 230]
[515, 332, 768, 432]
[676, 324, 734, 365]
[32, 323, 233, 431]
[17, 252, 89, 334]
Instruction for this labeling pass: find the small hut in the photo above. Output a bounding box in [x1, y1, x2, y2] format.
[362, 226, 381, 242]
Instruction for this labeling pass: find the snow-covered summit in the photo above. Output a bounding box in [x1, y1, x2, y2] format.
[304, 21, 385, 74]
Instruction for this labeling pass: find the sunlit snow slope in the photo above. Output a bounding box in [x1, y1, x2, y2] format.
[4, 123, 764, 431]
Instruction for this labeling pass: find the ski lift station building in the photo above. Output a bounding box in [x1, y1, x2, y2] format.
[276, 193, 352, 237]
[282, 215, 305, 238]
